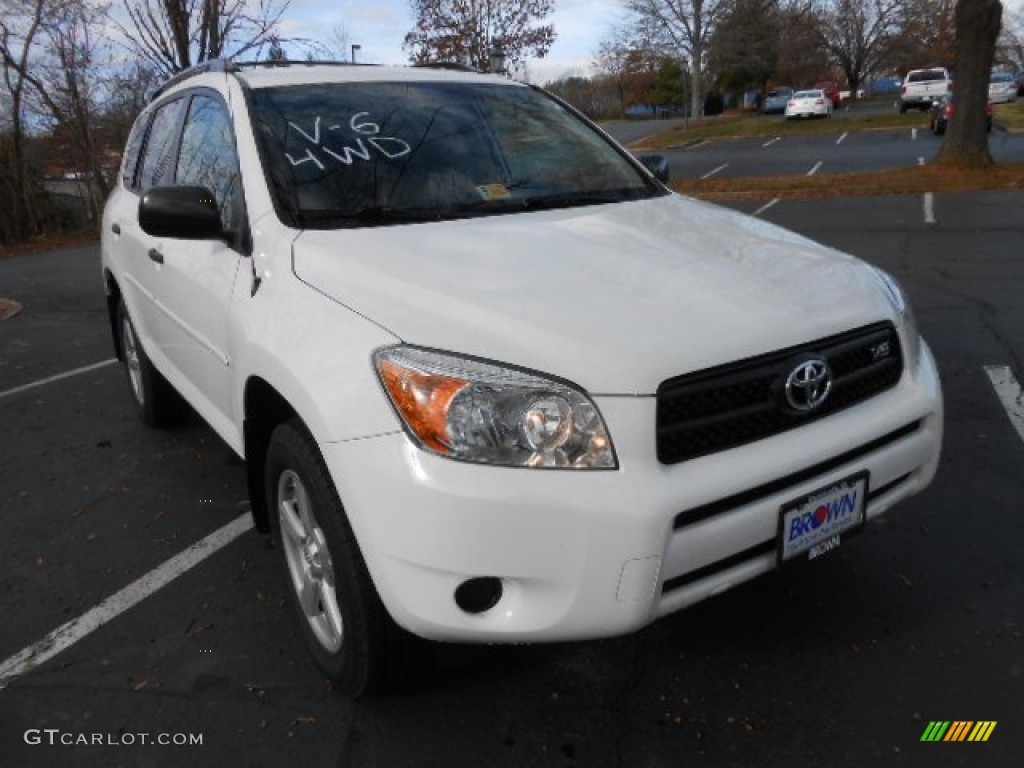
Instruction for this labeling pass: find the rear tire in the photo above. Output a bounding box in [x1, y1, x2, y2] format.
[117, 299, 187, 427]
[265, 420, 427, 695]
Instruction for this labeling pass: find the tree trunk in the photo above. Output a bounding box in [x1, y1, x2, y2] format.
[936, 0, 1002, 167]
[690, 2, 704, 118]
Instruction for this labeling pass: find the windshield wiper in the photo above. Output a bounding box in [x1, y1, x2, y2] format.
[523, 190, 642, 211]
[445, 189, 642, 219]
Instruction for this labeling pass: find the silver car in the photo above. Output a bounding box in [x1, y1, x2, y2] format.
[762, 87, 793, 114]
[989, 72, 1017, 104]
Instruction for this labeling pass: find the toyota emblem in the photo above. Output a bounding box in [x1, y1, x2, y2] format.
[785, 358, 832, 412]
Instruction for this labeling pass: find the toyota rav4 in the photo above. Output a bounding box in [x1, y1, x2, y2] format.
[101, 60, 943, 695]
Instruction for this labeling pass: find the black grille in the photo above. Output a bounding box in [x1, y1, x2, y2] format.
[657, 323, 903, 464]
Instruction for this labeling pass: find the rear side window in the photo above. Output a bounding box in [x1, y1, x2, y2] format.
[121, 113, 151, 191]
[908, 70, 946, 83]
[138, 98, 185, 191]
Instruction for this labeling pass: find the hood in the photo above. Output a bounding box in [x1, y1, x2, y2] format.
[292, 194, 895, 395]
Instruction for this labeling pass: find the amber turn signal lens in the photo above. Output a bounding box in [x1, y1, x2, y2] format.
[377, 357, 468, 454]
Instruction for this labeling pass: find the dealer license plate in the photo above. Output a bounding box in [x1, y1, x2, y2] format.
[778, 473, 868, 563]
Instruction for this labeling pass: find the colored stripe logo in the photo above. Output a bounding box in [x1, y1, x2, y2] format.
[920, 721, 997, 742]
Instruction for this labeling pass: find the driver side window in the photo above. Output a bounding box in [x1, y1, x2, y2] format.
[175, 93, 243, 233]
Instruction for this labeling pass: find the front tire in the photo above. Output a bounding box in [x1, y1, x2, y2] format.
[265, 420, 425, 695]
[117, 299, 187, 427]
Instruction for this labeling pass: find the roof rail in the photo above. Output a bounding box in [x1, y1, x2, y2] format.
[413, 61, 482, 74]
[149, 59, 238, 102]
[231, 59, 375, 70]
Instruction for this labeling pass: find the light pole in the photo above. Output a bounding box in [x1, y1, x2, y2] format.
[351, 44, 361, 64]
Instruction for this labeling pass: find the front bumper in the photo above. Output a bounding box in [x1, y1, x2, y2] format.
[321, 341, 942, 643]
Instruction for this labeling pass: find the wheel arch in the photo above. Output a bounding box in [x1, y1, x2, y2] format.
[104, 269, 124, 361]
[243, 375, 299, 532]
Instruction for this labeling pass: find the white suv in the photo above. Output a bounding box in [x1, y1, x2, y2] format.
[899, 67, 953, 112]
[102, 60, 943, 694]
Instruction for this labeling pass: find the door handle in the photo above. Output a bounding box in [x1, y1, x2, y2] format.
[148, 248, 164, 264]
[111, 222, 121, 235]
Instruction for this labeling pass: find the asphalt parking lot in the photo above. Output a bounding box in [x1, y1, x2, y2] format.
[663, 127, 1024, 181]
[1, 155, 1023, 764]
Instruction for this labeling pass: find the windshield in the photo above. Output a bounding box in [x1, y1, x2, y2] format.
[249, 81, 663, 229]
[990, 73, 1013, 83]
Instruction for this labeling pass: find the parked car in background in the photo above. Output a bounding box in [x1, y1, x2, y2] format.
[928, 92, 992, 135]
[785, 89, 832, 119]
[899, 67, 953, 112]
[988, 71, 1017, 103]
[762, 86, 793, 114]
[813, 81, 842, 108]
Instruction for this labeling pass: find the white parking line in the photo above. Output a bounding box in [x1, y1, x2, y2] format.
[918, 157, 925, 166]
[985, 366, 1024, 445]
[762, 137, 781, 148]
[0, 359, 117, 401]
[924, 192, 936, 224]
[0, 514, 254, 689]
[807, 161, 823, 176]
[754, 198, 780, 217]
[912, 128, 918, 141]
[701, 164, 728, 180]
[836, 132, 848, 145]
[686, 140, 711, 150]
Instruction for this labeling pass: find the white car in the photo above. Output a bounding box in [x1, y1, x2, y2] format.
[989, 71, 1017, 103]
[101, 61, 943, 695]
[785, 89, 833, 119]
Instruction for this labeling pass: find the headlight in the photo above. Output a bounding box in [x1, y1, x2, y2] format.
[374, 346, 617, 469]
[872, 268, 920, 364]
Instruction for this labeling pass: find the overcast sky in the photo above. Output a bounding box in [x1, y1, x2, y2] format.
[276, 0, 629, 83]
[276, 0, 1024, 84]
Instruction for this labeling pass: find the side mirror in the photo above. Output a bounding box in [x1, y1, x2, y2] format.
[139, 186, 224, 240]
[638, 154, 670, 184]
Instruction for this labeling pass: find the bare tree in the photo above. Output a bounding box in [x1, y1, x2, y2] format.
[814, 0, 901, 97]
[996, 5, 1023, 71]
[595, 19, 664, 113]
[774, 0, 831, 86]
[1, 0, 53, 241]
[937, 0, 1003, 167]
[403, 0, 556, 72]
[110, 0, 291, 77]
[883, 0, 956, 75]
[39, 0, 111, 219]
[624, 0, 725, 118]
[97, 62, 159, 151]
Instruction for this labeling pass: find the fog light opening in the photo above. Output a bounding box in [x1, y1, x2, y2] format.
[454, 577, 503, 615]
